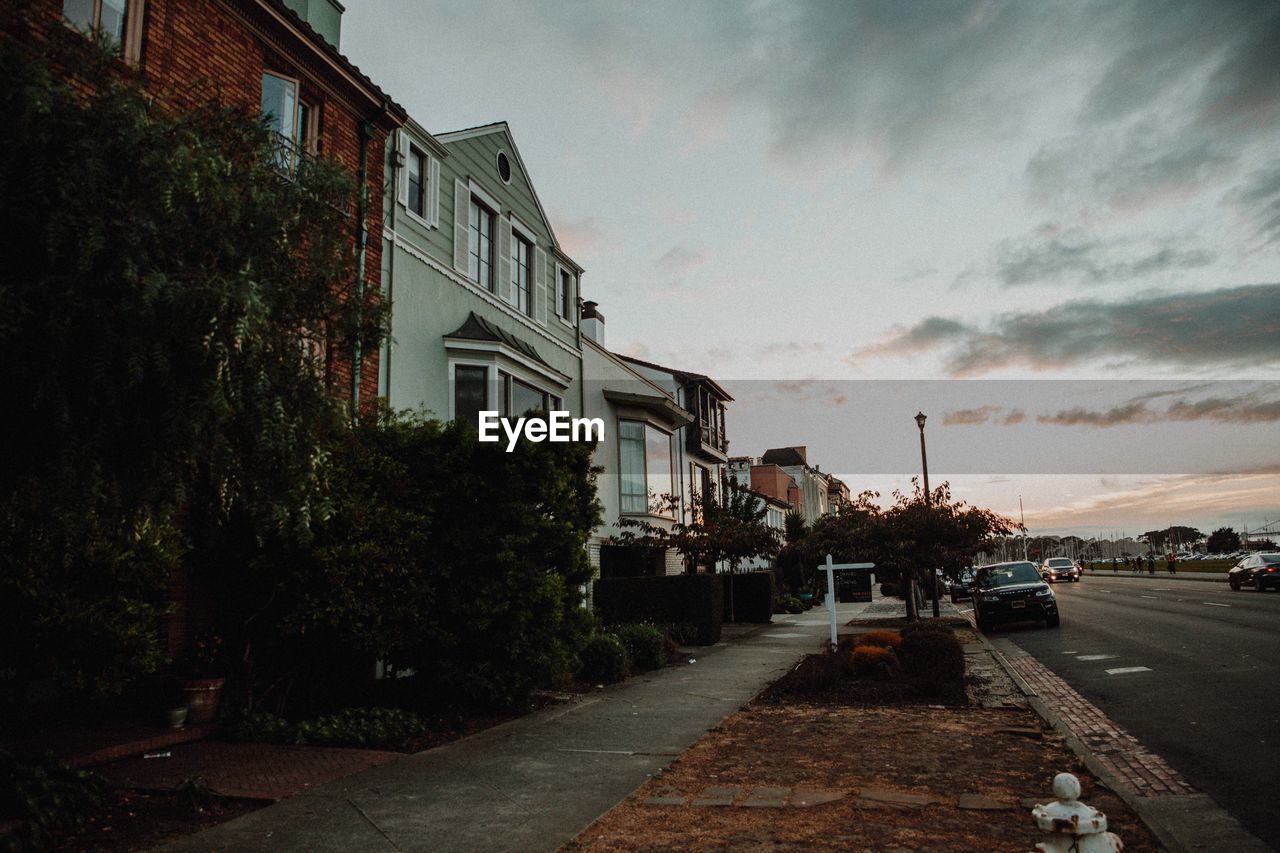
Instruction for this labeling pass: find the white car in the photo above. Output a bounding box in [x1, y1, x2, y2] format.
[1040, 557, 1081, 583]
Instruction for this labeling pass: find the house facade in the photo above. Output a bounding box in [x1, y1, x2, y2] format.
[380, 121, 584, 424]
[615, 354, 732, 530]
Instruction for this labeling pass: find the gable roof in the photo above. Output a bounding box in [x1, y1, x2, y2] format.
[615, 355, 734, 402]
[443, 311, 551, 368]
[434, 122, 570, 262]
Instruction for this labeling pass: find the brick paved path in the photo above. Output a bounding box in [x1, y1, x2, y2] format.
[97, 741, 402, 801]
[1005, 655, 1195, 798]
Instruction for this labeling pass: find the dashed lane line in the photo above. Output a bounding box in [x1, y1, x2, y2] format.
[1076, 654, 1117, 661]
[1202, 601, 1232, 607]
[1105, 666, 1153, 675]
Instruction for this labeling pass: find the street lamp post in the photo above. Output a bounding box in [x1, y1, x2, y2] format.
[915, 412, 939, 618]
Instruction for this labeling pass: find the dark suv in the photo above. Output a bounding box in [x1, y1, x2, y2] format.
[973, 561, 1059, 632]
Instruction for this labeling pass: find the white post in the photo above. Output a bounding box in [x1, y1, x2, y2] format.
[825, 553, 837, 649]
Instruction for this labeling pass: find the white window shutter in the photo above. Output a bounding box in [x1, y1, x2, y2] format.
[427, 157, 441, 227]
[452, 180, 469, 273]
[396, 132, 409, 207]
[498, 216, 512, 303]
[535, 248, 548, 325]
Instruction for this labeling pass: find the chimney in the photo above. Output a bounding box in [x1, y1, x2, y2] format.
[581, 300, 605, 345]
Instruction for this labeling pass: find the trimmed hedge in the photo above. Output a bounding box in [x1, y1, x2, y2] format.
[900, 626, 965, 693]
[594, 574, 723, 645]
[721, 571, 775, 623]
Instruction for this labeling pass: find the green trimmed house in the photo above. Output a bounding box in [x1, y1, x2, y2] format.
[379, 119, 585, 422]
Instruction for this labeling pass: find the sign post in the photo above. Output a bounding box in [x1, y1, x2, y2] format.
[823, 554, 875, 649]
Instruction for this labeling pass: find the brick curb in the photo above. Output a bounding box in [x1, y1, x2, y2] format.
[968, 623, 1268, 852]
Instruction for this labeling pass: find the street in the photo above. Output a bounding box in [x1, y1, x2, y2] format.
[984, 574, 1280, 848]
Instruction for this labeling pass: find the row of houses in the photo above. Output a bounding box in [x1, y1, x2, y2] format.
[14, 0, 851, 586]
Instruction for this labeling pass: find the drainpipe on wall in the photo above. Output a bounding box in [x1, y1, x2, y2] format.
[351, 117, 375, 425]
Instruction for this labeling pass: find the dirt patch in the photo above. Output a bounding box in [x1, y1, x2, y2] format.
[564, 704, 1159, 852]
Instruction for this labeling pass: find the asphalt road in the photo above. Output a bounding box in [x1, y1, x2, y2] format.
[986, 574, 1280, 848]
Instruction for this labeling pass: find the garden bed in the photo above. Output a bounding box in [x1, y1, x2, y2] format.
[564, 624, 1163, 852]
[46, 788, 263, 853]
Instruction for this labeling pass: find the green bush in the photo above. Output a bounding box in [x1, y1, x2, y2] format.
[899, 627, 965, 692]
[0, 752, 107, 851]
[778, 595, 806, 614]
[577, 634, 629, 684]
[613, 623, 666, 672]
[225, 707, 431, 750]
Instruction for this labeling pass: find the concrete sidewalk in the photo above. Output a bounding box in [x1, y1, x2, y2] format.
[160, 602, 869, 852]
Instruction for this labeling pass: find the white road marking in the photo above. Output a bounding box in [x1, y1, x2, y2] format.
[1141, 595, 1158, 599]
[1106, 666, 1153, 675]
[1201, 602, 1231, 608]
[1062, 651, 1079, 655]
[1077, 654, 1117, 661]
[765, 632, 805, 638]
[1152, 588, 1171, 591]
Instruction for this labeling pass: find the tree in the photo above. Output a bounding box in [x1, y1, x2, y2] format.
[1140, 526, 1205, 551]
[777, 483, 1014, 620]
[0, 35, 382, 698]
[1206, 527, 1241, 554]
[613, 481, 782, 576]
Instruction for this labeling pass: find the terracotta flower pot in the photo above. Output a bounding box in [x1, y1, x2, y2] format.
[182, 677, 225, 724]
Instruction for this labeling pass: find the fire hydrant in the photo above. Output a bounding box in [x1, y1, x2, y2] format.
[1032, 772, 1123, 852]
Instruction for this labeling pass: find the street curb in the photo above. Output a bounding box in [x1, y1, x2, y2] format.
[970, 628, 1269, 852]
[1080, 571, 1226, 584]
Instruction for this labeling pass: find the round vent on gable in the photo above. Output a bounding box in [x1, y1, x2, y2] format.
[496, 150, 512, 183]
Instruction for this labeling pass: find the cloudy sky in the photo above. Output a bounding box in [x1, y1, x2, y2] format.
[344, 1, 1280, 539]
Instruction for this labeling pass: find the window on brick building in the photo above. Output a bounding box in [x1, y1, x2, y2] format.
[63, 0, 144, 63]
[261, 72, 317, 173]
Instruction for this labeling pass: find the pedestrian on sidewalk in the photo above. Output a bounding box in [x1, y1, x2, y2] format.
[1167, 552, 1177, 575]
[1112, 556, 1118, 573]
[1147, 553, 1155, 575]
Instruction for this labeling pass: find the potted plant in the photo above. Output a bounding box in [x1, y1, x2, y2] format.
[178, 632, 226, 724]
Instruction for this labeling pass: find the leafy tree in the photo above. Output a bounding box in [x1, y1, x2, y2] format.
[777, 482, 1013, 619]
[0, 35, 381, 698]
[1206, 527, 1241, 554]
[1139, 526, 1205, 551]
[613, 481, 782, 575]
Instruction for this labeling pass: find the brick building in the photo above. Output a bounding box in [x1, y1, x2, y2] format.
[4, 0, 406, 653]
[7, 0, 406, 408]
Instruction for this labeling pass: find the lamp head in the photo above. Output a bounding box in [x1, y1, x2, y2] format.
[915, 411, 927, 430]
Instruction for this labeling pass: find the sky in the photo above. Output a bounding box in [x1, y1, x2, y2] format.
[342, 1, 1280, 540]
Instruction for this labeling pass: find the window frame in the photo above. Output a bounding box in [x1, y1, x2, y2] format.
[63, 0, 144, 64]
[510, 230, 533, 316]
[451, 362, 490, 426]
[555, 262, 577, 327]
[619, 419, 675, 518]
[468, 196, 496, 293]
[406, 145, 427, 220]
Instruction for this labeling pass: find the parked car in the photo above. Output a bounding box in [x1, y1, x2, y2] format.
[1040, 557, 1081, 583]
[973, 561, 1059, 632]
[1228, 553, 1280, 591]
[949, 570, 975, 603]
